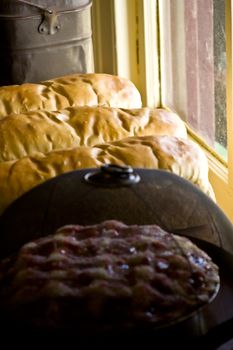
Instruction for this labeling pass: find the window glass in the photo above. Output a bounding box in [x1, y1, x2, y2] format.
[160, 0, 227, 160]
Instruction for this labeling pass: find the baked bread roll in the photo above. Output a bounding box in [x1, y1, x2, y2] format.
[0, 73, 142, 119]
[0, 220, 219, 330]
[0, 135, 212, 215]
[0, 107, 187, 162]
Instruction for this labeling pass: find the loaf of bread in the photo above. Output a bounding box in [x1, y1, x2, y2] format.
[0, 220, 219, 330]
[0, 107, 187, 162]
[0, 135, 213, 215]
[0, 73, 142, 119]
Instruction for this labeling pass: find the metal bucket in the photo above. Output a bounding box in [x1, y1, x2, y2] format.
[0, 0, 94, 85]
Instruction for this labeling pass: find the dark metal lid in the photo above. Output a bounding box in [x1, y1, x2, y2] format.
[0, 167, 232, 259]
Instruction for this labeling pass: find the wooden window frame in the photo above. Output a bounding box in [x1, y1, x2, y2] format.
[91, 0, 233, 222]
[92, 0, 160, 106]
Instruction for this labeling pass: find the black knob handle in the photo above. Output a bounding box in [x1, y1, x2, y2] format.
[84, 164, 140, 187]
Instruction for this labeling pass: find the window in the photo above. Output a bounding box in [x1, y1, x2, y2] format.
[92, 0, 233, 222]
[159, 0, 227, 160]
[158, 0, 233, 221]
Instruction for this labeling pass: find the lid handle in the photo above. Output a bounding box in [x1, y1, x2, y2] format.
[84, 164, 141, 187]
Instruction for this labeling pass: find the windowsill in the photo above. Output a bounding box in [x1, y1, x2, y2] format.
[187, 130, 233, 224]
[208, 157, 233, 224]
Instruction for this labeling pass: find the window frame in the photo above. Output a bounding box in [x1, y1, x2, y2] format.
[92, 0, 160, 106]
[91, 0, 233, 222]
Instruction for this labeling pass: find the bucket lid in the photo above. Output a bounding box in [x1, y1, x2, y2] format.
[0, 0, 92, 17]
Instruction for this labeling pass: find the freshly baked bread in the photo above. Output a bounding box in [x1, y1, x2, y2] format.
[0, 220, 219, 330]
[0, 73, 142, 119]
[0, 110, 80, 162]
[0, 135, 212, 215]
[0, 107, 187, 162]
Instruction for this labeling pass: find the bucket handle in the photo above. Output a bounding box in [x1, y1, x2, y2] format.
[17, 0, 60, 35]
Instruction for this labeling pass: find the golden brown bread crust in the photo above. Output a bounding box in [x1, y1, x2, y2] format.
[0, 111, 80, 162]
[0, 107, 187, 162]
[0, 73, 142, 119]
[0, 135, 211, 215]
